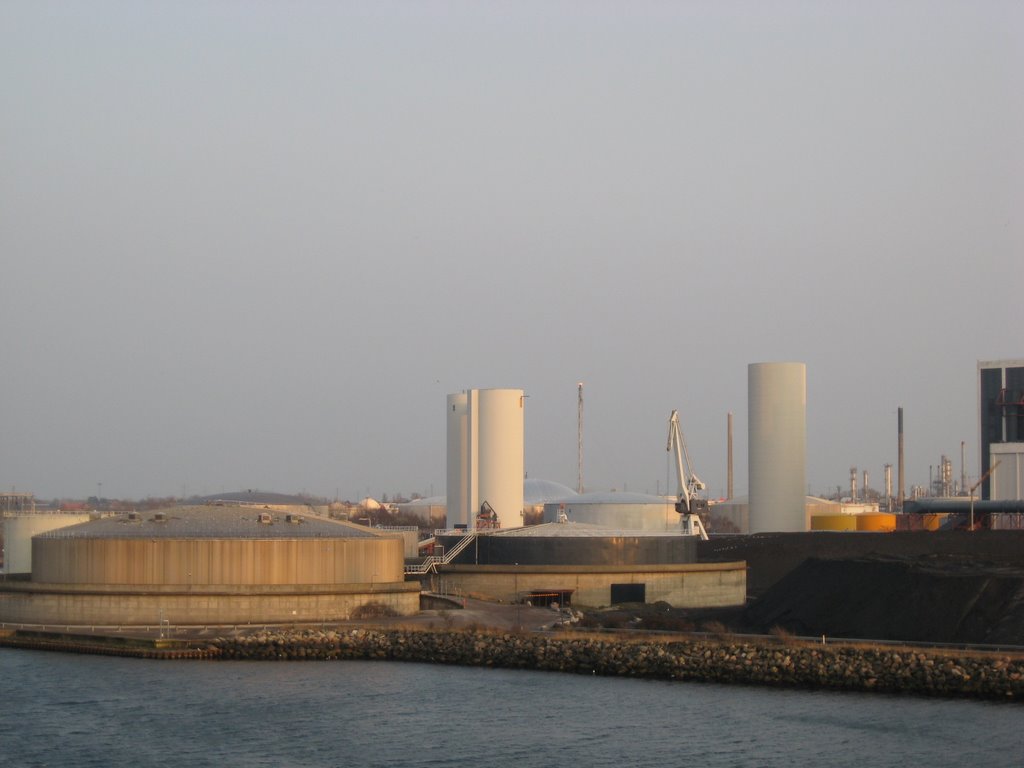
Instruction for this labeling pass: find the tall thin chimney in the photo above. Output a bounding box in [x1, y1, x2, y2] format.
[884, 463, 893, 510]
[577, 382, 584, 494]
[727, 411, 734, 500]
[897, 407, 905, 510]
[960, 440, 967, 494]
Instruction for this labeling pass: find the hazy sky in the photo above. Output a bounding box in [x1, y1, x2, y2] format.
[2, 2, 1021, 502]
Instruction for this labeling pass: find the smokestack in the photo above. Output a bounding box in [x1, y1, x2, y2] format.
[897, 407, 905, 510]
[884, 463, 893, 510]
[727, 412, 734, 500]
[850, 466, 858, 501]
[863, 469, 869, 498]
[961, 440, 967, 494]
[577, 382, 584, 494]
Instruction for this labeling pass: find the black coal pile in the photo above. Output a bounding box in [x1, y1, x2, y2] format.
[744, 554, 1024, 645]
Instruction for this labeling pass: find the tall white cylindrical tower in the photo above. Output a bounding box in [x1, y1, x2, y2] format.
[748, 362, 807, 532]
[446, 392, 469, 529]
[447, 388, 525, 531]
[469, 388, 525, 530]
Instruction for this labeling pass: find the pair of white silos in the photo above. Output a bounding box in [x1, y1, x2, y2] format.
[447, 389, 525, 530]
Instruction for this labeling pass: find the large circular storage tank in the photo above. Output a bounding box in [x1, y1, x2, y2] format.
[749, 362, 807, 533]
[2, 506, 421, 626]
[542, 492, 680, 532]
[811, 514, 858, 532]
[856, 513, 897, 532]
[30, 506, 405, 587]
[524, 478, 576, 507]
[438, 522, 698, 566]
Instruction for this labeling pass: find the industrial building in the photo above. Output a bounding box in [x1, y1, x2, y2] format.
[980, 359, 1024, 501]
[0, 505, 419, 626]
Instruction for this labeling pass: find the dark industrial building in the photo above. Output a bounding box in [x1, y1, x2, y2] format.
[979, 359, 1024, 500]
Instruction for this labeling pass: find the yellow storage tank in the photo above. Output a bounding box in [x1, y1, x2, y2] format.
[855, 513, 897, 532]
[811, 514, 858, 531]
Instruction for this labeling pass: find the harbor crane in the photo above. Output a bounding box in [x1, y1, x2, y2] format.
[667, 409, 710, 540]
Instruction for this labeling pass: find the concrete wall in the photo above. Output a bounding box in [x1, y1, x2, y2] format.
[32, 536, 405, 586]
[0, 581, 421, 625]
[434, 562, 746, 608]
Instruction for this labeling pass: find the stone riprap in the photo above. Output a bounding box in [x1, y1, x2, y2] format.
[211, 629, 1024, 701]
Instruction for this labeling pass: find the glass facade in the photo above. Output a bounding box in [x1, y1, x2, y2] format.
[980, 362, 1024, 500]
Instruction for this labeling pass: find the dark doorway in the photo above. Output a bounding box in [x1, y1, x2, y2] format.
[610, 583, 646, 604]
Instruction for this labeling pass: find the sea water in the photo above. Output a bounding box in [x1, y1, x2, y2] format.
[1, 649, 1020, 767]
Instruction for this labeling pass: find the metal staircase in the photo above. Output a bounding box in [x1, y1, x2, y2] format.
[404, 531, 478, 575]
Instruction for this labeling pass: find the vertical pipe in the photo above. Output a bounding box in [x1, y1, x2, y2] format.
[577, 383, 584, 494]
[727, 412, 734, 500]
[897, 407, 905, 511]
[884, 463, 893, 511]
[961, 440, 967, 494]
[446, 392, 469, 529]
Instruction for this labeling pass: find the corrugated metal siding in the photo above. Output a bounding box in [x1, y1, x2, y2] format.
[32, 537, 404, 586]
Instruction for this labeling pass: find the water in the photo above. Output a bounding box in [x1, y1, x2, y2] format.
[1, 649, 1020, 767]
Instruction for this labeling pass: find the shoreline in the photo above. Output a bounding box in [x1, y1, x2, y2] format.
[3, 626, 1021, 701]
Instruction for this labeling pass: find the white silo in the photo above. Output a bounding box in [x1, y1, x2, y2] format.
[447, 388, 525, 530]
[446, 391, 470, 528]
[469, 388, 525, 530]
[748, 362, 807, 532]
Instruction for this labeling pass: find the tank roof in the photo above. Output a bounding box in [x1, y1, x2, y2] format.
[491, 521, 685, 538]
[544, 491, 671, 505]
[523, 478, 577, 504]
[35, 506, 382, 540]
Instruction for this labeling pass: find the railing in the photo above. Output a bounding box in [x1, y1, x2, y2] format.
[404, 531, 478, 575]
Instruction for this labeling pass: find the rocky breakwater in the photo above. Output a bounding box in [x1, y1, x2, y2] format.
[212, 629, 1024, 701]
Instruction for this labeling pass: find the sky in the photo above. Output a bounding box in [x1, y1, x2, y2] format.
[2, 1, 1021, 503]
